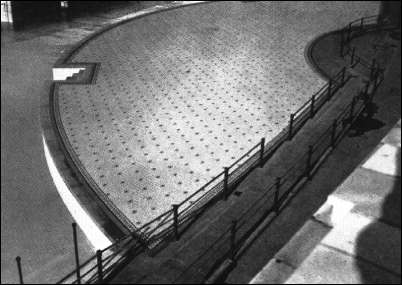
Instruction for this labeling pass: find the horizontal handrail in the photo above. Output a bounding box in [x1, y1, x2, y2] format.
[180, 72, 383, 283]
[179, 170, 225, 207]
[56, 65, 352, 284]
[53, 14, 390, 285]
[228, 141, 261, 170]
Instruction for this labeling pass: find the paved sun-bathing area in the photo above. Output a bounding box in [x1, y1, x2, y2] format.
[57, 1, 379, 229]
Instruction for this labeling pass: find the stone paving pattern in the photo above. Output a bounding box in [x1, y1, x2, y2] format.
[57, 1, 379, 228]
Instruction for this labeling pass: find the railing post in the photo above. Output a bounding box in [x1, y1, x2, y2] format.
[259, 137, 265, 167]
[370, 59, 376, 80]
[275, 177, 281, 213]
[327, 79, 332, 101]
[340, 29, 345, 57]
[363, 81, 370, 103]
[341, 66, 346, 85]
[306, 145, 313, 180]
[374, 68, 382, 89]
[96, 250, 103, 284]
[347, 23, 352, 41]
[230, 220, 237, 260]
[288, 114, 294, 140]
[369, 82, 376, 103]
[172, 204, 179, 241]
[331, 119, 338, 148]
[365, 81, 375, 105]
[360, 18, 364, 31]
[72, 223, 81, 284]
[310, 95, 315, 118]
[349, 96, 356, 121]
[374, 67, 381, 88]
[16, 256, 23, 284]
[375, 68, 381, 86]
[371, 67, 377, 87]
[223, 167, 230, 200]
[350, 47, 356, 65]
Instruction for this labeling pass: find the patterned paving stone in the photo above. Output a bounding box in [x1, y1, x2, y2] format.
[57, 1, 379, 228]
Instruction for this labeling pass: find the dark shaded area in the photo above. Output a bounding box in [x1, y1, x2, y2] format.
[63, 1, 132, 20]
[354, 23, 401, 283]
[11, 1, 61, 30]
[8, 1, 136, 30]
[379, 1, 401, 28]
[349, 102, 386, 137]
[355, 148, 401, 283]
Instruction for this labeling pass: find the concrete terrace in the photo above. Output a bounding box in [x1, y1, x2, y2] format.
[56, 1, 380, 229]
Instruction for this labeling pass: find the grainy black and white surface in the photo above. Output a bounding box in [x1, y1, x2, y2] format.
[2, 1, 384, 283]
[57, 1, 379, 227]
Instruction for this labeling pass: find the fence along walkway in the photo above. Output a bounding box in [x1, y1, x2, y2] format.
[14, 15, 393, 285]
[51, 66, 347, 285]
[206, 70, 384, 284]
[183, 36, 387, 285]
[57, 18, 378, 284]
[79, 69, 348, 284]
[199, 16, 391, 283]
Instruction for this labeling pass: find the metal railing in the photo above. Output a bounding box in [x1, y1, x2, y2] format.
[339, 15, 396, 54]
[51, 65, 348, 284]
[15, 14, 391, 285]
[179, 64, 385, 285]
[339, 15, 396, 72]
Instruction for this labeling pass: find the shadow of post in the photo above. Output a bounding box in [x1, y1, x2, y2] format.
[348, 101, 386, 137]
[355, 148, 401, 283]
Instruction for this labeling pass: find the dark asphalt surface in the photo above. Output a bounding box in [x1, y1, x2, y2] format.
[1, 28, 96, 283]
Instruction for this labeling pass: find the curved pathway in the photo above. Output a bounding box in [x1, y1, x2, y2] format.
[56, 1, 379, 229]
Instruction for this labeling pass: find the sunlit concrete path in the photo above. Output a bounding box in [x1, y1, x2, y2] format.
[57, 1, 379, 229]
[250, 120, 401, 284]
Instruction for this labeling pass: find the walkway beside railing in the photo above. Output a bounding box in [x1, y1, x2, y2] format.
[51, 64, 349, 285]
[181, 64, 384, 284]
[15, 15, 394, 285]
[61, 17, 381, 284]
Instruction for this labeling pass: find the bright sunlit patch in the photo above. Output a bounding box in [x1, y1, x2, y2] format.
[362, 143, 401, 177]
[314, 195, 355, 227]
[42, 135, 112, 250]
